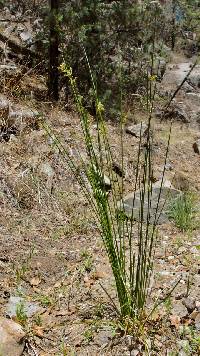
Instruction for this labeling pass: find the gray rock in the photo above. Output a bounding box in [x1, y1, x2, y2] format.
[19, 31, 32, 43]
[9, 107, 39, 120]
[0, 317, 25, 356]
[186, 92, 200, 106]
[195, 313, 200, 331]
[126, 122, 148, 138]
[160, 62, 200, 93]
[6, 296, 41, 318]
[193, 139, 200, 154]
[156, 104, 190, 123]
[95, 328, 113, 347]
[0, 64, 18, 73]
[39, 162, 55, 178]
[103, 174, 111, 189]
[182, 297, 196, 313]
[171, 301, 188, 319]
[0, 95, 9, 120]
[118, 185, 181, 225]
[188, 65, 200, 88]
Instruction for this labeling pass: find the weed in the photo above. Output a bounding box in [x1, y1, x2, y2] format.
[33, 314, 42, 326]
[83, 328, 94, 343]
[16, 301, 28, 326]
[164, 297, 172, 315]
[36, 294, 52, 307]
[167, 192, 198, 232]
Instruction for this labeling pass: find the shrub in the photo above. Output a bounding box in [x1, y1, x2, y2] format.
[167, 192, 198, 232]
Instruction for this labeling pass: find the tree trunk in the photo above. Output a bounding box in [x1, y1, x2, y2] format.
[48, 0, 59, 101]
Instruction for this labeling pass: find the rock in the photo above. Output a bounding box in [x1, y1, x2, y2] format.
[195, 313, 200, 331]
[126, 122, 148, 138]
[9, 107, 39, 120]
[171, 301, 188, 318]
[193, 139, 200, 154]
[39, 162, 55, 178]
[160, 62, 200, 93]
[94, 328, 113, 347]
[186, 92, 200, 106]
[6, 296, 41, 318]
[19, 31, 32, 43]
[103, 174, 111, 189]
[182, 297, 196, 313]
[188, 65, 200, 88]
[0, 95, 9, 120]
[118, 185, 181, 225]
[0, 64, 18, 74]
[0, 317, 25, 356]
[156, 104, 190, 123]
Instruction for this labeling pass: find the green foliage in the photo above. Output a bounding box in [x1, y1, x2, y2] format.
[168, 192, 198, 232]
[16, 301, 28, 326]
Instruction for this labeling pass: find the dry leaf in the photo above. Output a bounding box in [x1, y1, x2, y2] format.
[32, 325, 44, 338]
[169, 315, 181, 329]
[92, 270, 107, 280]
[30, 276, 41, 287]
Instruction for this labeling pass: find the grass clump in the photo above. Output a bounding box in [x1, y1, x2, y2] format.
[45, 58, 172, 323]
[168, 192, 198, 232]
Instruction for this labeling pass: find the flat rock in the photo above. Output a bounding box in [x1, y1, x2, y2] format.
[126, 123, 148, 138]
[171, 301, 188, 319]
[160, 62, 200, 92]
[118, 185, 181, 224]
[156, 104, 190, 123]
[186, 92, 200, 106]
[0, 317, 25, 356]
[6, 296, 41, 318]
[193, 139, 200, 154]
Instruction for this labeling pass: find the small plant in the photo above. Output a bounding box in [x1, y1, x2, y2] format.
[16, 301, 28, 326]
[83, 328, 94, 344]
[168, 192, 198, 232]
[36, 294, 52, 307]
[164, 297, 172, 315]
[80, 250, 93, 272]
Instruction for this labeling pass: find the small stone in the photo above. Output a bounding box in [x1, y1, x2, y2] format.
[0, 317, 25, 356]
[195, 313, 200, 331]
[126, 122, 148, 138]
[182, 297, 196, 313]
[168, 255, 175, 261]
[190, 310, 199, 320]
[19, 31, 32, 43]
[95, 329, 113, 347]
[39, 162, 55, 178]
[103, 174, 111, 189]
[193, 139, 200, 155]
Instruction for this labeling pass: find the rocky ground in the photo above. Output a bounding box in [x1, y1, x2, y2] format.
[0, 6, 200, 356]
